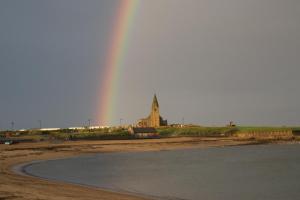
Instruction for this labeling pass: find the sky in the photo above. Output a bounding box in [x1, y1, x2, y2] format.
[0, 0, 300, 129]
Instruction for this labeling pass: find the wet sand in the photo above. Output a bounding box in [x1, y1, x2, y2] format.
[0, 137, 273, 200]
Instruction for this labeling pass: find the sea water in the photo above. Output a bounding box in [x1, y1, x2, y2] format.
[24, 144, 300, 200]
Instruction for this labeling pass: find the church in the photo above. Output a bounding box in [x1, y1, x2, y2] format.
[137, 94, 168, 127]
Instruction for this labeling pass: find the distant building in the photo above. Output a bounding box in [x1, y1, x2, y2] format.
[88, 126, 110, 129]
[68, 127, 85, 130]
[39, 128, 60, 131]
[227, 121, 236, 127]
[68, 126, 110, 130]
[137, 94, 168, 127]
[169, 124, 183, 128]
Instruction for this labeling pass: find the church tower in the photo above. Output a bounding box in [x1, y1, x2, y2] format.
[150, 94, 160, 127]
[137, 94, 168, 127]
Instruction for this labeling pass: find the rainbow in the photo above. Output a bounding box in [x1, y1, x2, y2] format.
[98, 0, 140, 125]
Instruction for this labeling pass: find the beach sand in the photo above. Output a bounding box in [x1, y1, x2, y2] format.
[0, 137, 265, 200]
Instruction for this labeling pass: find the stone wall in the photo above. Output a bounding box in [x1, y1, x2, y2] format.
[237, 130, 293, 139]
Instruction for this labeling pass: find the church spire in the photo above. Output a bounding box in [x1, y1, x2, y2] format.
[152, 94, 159, 108]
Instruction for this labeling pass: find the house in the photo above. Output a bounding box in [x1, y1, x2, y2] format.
[129, 127, 159, 138]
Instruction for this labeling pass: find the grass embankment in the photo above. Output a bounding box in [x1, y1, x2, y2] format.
[0, 128, 133, 141]
[157, 126, 238, 137]
[157, 126, 295, 139]
[1, 126, 298, 141]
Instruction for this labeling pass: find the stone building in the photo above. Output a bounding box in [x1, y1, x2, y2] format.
[137, 94, 168, 127]
[128, 127, 158, 138]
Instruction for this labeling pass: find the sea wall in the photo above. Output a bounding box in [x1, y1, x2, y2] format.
[236, 130, 293, 139]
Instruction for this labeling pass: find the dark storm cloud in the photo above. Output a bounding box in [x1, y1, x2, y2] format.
[0, 0, 299, 129]
[118, 0, 300, 126]
[0, 0, 118, 129]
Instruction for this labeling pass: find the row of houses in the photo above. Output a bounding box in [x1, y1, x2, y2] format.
[8, 126, 111, 132]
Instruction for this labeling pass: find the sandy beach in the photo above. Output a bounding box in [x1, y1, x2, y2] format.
[0, 137, 278, 200]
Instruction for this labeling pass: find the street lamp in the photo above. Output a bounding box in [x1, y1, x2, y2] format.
[38, 120, 42, 129]
[11, 121, 15, 131]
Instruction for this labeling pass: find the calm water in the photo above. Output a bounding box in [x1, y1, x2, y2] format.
[24, 144, 300, 200]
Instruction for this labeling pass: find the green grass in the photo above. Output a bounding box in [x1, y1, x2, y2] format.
[48, 129, 133, 140]
[69, 131, 133, 140]
[157, 126, 238, 137]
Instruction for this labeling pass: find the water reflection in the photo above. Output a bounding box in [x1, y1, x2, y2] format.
[25, 144, 300, 200]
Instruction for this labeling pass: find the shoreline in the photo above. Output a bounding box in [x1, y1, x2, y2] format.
[15, 157, 164, 200]
[0, 137, 296, 200]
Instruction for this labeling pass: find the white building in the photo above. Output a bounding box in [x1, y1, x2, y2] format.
[39, 128, 61, 131]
